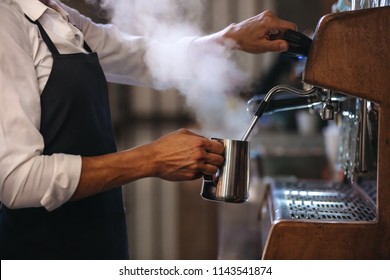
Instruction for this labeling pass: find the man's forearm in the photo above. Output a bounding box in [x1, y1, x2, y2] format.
[71, 145, 154, 201]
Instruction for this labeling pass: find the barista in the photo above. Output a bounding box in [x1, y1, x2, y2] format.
[0, 0, 296, 259]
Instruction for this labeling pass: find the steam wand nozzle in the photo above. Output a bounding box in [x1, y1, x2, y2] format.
[241, 85, 318, 141]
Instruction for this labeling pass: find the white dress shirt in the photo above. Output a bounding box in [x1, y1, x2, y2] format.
[0, 0, 196, 211]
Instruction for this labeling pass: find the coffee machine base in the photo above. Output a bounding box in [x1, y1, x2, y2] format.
[259, 179, 388, 259]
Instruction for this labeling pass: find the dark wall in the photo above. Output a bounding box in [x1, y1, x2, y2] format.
[276, 0, 335, 32]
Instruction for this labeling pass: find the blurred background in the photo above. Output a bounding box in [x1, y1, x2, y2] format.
[65, 0, 335, 260]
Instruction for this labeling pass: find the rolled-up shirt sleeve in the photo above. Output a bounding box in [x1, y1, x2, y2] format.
[62, 3, 198, 90]
[0, 6, 80, 211]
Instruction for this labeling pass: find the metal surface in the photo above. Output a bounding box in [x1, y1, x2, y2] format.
[270, 180, 376, 222]
[358, 100, 369, 172]
[241, 85, 318, 141]
[247, 95, 321, 115]
[201, 139, 249, 203]
[321, 90, 335, 120]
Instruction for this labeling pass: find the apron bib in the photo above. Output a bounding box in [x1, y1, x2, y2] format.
[0, 18, 129, 260]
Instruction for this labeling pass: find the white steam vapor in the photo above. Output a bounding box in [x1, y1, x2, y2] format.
[87, 0, 205, 39]
[86, 0, 252, 139]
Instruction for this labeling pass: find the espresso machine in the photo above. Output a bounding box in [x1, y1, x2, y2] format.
[254, 6, 390, 259]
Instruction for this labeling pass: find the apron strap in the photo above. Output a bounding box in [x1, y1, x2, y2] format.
[24, 15, 94, 55]
[83, 41, 93, 53]
[25, 15, 60, 55]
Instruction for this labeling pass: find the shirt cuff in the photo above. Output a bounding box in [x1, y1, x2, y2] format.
[40, 154, 82, 211]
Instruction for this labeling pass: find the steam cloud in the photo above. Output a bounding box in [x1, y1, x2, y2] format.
[86, 0, 252, 139]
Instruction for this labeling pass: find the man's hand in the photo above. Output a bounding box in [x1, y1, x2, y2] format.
[147, 129, 225, 181]
[219, 10, 297, 54]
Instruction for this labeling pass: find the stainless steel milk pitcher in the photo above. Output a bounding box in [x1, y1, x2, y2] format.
[201, 138, 250, 203]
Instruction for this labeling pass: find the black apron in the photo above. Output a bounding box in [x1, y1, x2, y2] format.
[0, 18, 129, 260]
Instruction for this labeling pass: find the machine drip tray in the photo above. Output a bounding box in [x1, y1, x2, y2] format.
[270, 180, 377, 222]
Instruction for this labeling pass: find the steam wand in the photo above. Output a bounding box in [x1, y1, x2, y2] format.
[241, 85, 319, 141]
